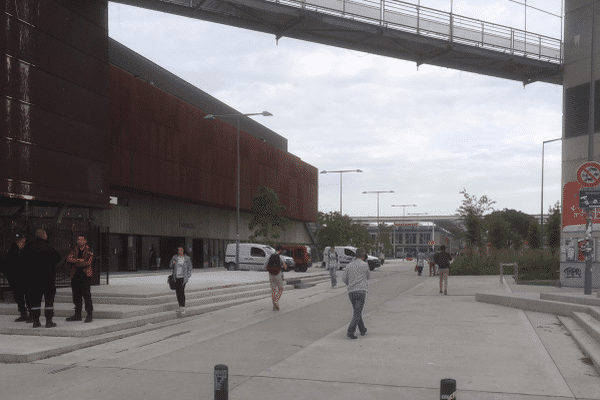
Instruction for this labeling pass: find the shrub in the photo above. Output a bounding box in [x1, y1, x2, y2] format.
[450, 248, 559, 280]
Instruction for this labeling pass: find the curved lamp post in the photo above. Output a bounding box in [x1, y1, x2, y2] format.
[320, 169, 362, 214]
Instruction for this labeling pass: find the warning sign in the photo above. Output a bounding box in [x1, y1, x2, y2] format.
[577, 162, 600, 187]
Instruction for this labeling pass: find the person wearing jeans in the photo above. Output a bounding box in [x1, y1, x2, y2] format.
[342, 248, 370, 339]
[434, 245, 453, 295]
[170, 247, 193, 315]
[326, 246, 339, 288]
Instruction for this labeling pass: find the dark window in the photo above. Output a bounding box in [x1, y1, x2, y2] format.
[564, 80, 600, 139]
[344, 249, 355, 257]
[251, 247, 265, 257]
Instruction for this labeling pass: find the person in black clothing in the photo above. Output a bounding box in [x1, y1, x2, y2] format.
[27, 229, 62, 328]
[434, 245, 453, 295]
[3, 233, 31, 322]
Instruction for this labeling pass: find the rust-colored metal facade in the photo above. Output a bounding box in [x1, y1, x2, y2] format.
[0, 0, 110, 208]
[109, 65, 318, 222]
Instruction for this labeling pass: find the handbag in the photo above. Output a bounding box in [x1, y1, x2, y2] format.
[167, 274, 176, 290]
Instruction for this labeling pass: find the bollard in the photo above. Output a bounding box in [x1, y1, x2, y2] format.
[440, 378, 456, 400]
[214, 364, 228, 400]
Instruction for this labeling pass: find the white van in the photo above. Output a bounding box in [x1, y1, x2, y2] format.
[321, 246, 381, 271]
[224, 243, 294, 271]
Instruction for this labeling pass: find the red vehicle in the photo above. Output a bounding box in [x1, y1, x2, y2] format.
[281, 245, 312, 272]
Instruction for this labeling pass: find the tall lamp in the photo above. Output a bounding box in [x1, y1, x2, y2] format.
[204, 111, 273, 270]
[320, 169, 362, 214]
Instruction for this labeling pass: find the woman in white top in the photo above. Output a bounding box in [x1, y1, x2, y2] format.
[169, 247, 193, 315]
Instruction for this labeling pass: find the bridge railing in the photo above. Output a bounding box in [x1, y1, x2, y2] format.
[272, 0, 562, 63]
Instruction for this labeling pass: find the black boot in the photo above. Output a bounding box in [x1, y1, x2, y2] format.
[84, 311, 93, 323]
[66, 312, 82, 322]
[45, 310, 57, 328]
[31, 310, 42, 328]
[14, 311, 28, 322]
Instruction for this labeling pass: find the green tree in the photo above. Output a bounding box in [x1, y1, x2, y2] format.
[527, 220, 541, 249]
[248, 186, 290, 243]
[457, 188, 496, 219]
[464, 213, 483, 248]
[546, 202, 561, 256]
[376, 224, 394, 255]
[487, 214, 511, 250]
[316, 211, 374, 253]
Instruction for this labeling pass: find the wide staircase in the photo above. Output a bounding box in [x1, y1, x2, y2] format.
[477, 288, 600, 375]
[0, 272, 330, 362]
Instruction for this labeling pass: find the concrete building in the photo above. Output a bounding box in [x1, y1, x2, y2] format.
[0, 1, 317, 279]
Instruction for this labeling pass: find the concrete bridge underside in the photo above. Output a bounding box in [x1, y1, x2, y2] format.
[111, 0, 563, 86]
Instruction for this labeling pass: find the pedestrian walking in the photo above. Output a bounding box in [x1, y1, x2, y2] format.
[26, 229, 62, 328]
[434, 245, 453, 295]
[66, 234, 94, 323]
[325, 246, 339, 288]
[2, 232, 31, 322]
[342, 248, 370, 339]
[169, 247, 193, 316]
[266, 245, 287, 311]
[428, 251, 436, 276]
[416, 251, 426, 276]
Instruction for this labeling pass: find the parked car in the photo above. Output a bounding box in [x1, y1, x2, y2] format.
[281, 245, 312, 272]
[321, 246, 381, 271]
[225, 243, 294, 271]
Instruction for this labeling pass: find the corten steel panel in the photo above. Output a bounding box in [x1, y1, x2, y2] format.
[38, 0, 108, 63]
[1, 97, 108, 163]
[109, 66, 317, 221]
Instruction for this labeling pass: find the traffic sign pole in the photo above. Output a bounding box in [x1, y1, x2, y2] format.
[577, 161, 600, 295]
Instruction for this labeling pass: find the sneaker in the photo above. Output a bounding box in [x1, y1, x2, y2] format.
[179, 307, 186, 315]
[347, 333, 358, 340]
[66, 314, 82, 322]
[360, 328, 368, 336]
[84, 314, 93, 323]
[32, 320, 42, 328]
[45, 321, 57, 328]
[14, 314, 28, 322]
[440, 290, 443, 294]
[272, 304, 280, 311]
[444, 291, 448, 295]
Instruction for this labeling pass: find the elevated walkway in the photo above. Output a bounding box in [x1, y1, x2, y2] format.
[112, 0, 563, 85]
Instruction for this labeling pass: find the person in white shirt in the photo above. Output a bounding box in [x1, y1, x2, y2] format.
[342, 248, 370, 339]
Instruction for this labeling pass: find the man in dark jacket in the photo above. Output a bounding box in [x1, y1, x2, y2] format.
[3, 233, 30, 322]
[27, 229, 62, 328]
[66, 234, 94, 323]
[434, 245, 453, 295]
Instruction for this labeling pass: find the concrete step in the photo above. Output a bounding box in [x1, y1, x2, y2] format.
[0, 286, 292, 319]
[573, 311, 600, 344]
[0, 293, 270, 339]
[475, 292, 592, 316]
[558, 316, 600, 376]
[541, 293, 600, 308]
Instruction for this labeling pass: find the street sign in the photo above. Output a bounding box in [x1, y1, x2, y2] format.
[577, 161, 600, 187]
[579, 189, 600, 208]
[428, 240, 435, 245]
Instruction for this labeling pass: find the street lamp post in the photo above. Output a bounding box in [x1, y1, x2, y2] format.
[363, 190, 394, 254]
[204, 111, 273, 270]
[540, 138, 561, 245]
[320, 169, 362, 214]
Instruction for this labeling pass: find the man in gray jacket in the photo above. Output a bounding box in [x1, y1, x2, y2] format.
[342, 248, 370, 339]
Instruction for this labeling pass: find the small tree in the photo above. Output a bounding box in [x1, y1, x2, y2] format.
[527, 220, 541, 249]
[546, 202, 561, 257]
[248, 186, 290, 243]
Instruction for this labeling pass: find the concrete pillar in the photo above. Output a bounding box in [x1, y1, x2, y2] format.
[561, 0, 600, 288]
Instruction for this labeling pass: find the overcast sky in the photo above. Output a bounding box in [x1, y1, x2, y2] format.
[108, 0, 565, 218]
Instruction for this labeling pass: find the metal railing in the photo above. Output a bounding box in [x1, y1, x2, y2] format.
[500, 262, 518, 284]
[274, 0, 562, 63]
[162, 0, 563, 64]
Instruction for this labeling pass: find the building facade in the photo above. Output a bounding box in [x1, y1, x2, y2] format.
[1, 1, 318, 277]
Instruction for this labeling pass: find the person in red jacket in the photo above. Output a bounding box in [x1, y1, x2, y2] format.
[65, 234, 94, 323]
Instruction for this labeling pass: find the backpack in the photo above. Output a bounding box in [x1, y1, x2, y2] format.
[266, 253, 282, 275]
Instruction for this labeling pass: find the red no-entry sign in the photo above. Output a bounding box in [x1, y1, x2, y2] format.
[577, 161, 600, 188]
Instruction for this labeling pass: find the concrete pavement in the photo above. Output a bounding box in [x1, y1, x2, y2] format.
[0, 261, 598, 399]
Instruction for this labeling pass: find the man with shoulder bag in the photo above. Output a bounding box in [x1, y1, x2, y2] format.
[266, 245, 287, 311]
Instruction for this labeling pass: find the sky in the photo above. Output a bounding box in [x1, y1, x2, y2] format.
[107, 0, 565, 219]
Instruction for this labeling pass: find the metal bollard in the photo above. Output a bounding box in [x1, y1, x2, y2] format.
[214, 364, 228, 400]
[440, 378, 456, 400]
